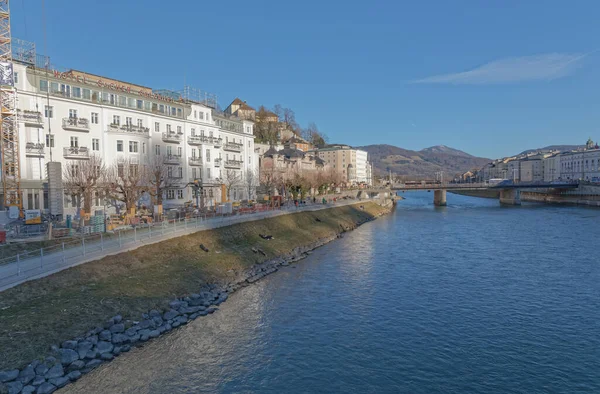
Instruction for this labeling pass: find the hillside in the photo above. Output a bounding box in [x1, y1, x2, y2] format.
[357, 144, 490, 179]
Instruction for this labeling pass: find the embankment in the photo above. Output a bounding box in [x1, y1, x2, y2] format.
[0, 202, 389, 392]
[452, 190, 600, 207]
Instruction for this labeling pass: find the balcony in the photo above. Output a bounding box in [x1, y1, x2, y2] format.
[63, 146, 89, 159]
[162, 132, 182, 143]
[188, 157, 203, 166]
[163, 154, 182, 165]
[62, 117, 90, 132]
[108, 123, 150, 136]
[223, 142, 243, 152]
[188, 135, 204, 145]
[214, 158, 222, 167]
[25, 142, 45, 157]
[212, 137, 222, 148]
[224, 159, 243, 169]
[18, 110, 44, 127]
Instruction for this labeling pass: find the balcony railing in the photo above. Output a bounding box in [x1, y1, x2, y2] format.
[214, 158, 222, 167]
[162, 132, 182, 143]
[224, 142, 243, 152]
[212, 137, 222, 147]
[163, 155, 182, 165]
[62, 117, 90, 131]
[224, 159, 243, 168]
[63, 146, 90, 159]
[108, 123, 150, 135]
[18, 110, 43, 127]
[188, 135, 204, 145]
[188, 157, 203, 166]
[25, 142, 45, 157]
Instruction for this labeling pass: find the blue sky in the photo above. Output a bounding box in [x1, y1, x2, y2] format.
[12, 0, 600, 158]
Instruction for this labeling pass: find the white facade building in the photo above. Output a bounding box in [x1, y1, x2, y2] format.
[560, 149, 600, 181]
[7, 62, 258, 215]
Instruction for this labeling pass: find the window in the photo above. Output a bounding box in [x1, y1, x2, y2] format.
[40, 79, 48, 92]
[50, 81, 59, 93]
[191, 128, 195, 136]
[137, 100, 143, 109]
[92, 138, 100, 151]
[110, 94, 116, 105]
[192, 168, 197, 179]
[126, 117, 132, 126]
[60, 84, 71, 97]
[128, 98, 135, 108]
[91, 112, 99, 124]
[177, 108, 182, 117]
[117, 140, 123, 152]
[167, 189, 175, 199]
[177, 147, 182, 156]
[83, 88, 91, 100]
[129, 141, 139, 153]
[113, 115, 120, 126]
[177, 167, 183, 178]
[199, 112, 204, 120]
[70, 136, 78, 148]
[177, 126, 182, 134]
[72, 87, 81, 98]
[167, 167, 173, 178]
[69, 109, 78, 118]
[144, 101, 151, 111]
[159, 104, 165, 113]
[155, 145, 160, 155]
[44, 105, 53, 118]
[119, 96, 127, 107]
[117, 164, 124, 177]
[154, 122, 160, 132]
[171, 107, 176, 116]
[177, 189, 183, 199]
[92, 91, 100, 102]
[192, 148, 197, 158]
[129, 164, 138, 177]
[207, 168, 211, 179]
[137, 119, 143, 128]
[166, 146, 172, 156]
[142, 143, 146, 154]
[206, 149, 210, 162]
[194, 110, 197, 119]
[166, 124, 172, 133]
[45, 134, 54, 148]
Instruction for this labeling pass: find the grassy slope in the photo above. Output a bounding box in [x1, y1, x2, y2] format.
[0, 202, 388, 370]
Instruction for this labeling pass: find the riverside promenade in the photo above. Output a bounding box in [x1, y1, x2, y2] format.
[0, 200, 363, 292]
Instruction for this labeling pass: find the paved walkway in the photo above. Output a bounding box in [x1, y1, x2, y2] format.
[0, 200, 363, 292]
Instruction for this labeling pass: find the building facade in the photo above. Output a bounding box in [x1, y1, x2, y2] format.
[312, 145, 372, 185]
[7, 62, 258, 215]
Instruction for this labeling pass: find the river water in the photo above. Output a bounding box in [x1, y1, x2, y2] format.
[62, 192, 600, 393]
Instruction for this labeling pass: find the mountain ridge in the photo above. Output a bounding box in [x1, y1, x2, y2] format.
[356, 144, 490, 178]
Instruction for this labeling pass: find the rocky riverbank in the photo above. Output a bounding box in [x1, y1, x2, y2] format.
[0, 202, 390, 394]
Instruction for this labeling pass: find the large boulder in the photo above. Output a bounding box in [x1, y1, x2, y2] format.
[111, 333, 129, 345]
[96, 341, 114, 354]
[77, 341, 93, 359]
[4, 381, 22, 394]
[163, 310, 179, 321]
[98, 330, 112, 341]
[0, 370, 18, 383]
[109, 323, 125, 334]
[66, 371, 81, 382]
[58, 349, 79, 366]
[66, 360, 85, 373]
[17, 366, 35, 385]
[36, 382, 57, 394]
[21, 385, 35, 394]
[44, 364, 64, 380]
[48, 376, 69, 389]
[61, 340, 78, 350]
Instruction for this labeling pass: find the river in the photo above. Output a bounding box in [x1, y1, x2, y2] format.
[62, 192, 600, 393]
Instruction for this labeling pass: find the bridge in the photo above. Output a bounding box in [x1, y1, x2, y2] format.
[389, 181, 579, 206]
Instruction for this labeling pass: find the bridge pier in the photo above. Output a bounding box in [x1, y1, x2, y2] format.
[433, 190, 447, 206]
[499, 189, 521, 205]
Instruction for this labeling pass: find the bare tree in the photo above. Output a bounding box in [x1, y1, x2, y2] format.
[302, 122, 328, 148]
[259, 163, 279, 201]
[147, 155, 175, 207]
[273, 104, 299, 133]
[244, 168, 258, 200]
[222, 169, 242, 201]
[63, 154, 105, 215]
[104, 157, 149, 212]
[254, 106, 281, 144]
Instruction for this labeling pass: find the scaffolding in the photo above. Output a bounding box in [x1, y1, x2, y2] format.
[0, 0, 21, 214]
[180, 85, 217, 109]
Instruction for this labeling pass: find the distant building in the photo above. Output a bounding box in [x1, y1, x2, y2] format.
[311, 145, 372, 185]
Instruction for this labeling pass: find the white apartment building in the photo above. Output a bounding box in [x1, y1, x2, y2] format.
[559, 148, 600, 181]
[7, 62, 258, 216]
[313, 145, 372, 185]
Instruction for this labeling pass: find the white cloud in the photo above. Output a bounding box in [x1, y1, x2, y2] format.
[412, 52, 589, 85]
